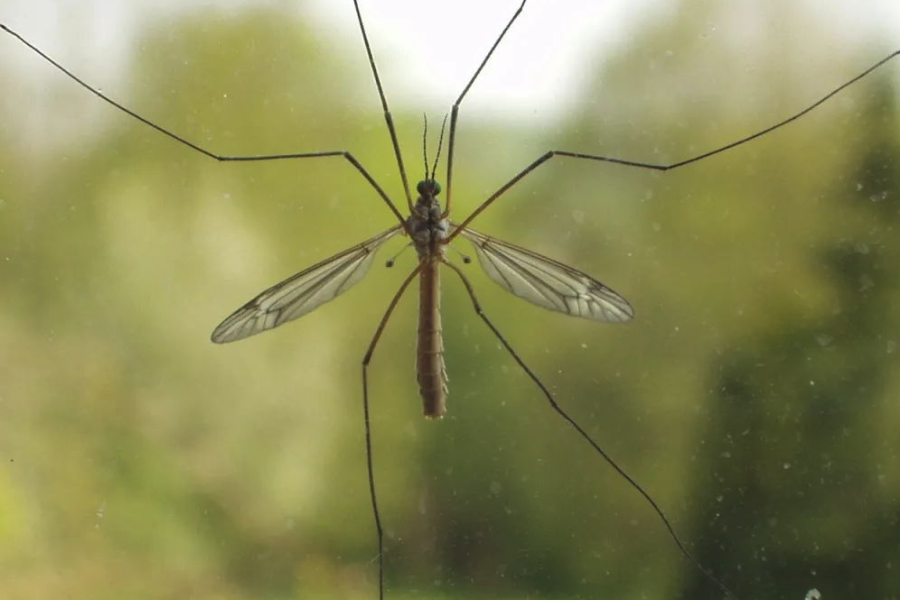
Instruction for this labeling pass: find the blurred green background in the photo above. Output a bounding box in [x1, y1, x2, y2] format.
[1, 1, 899, 599]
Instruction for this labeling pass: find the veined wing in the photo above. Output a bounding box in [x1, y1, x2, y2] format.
[211, 226, 402, 343]
[456, 226, 633, 323]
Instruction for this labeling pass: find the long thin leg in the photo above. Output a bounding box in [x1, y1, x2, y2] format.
[444, 0, 528, 217]
[0, 22, 409, 229]
[448, 48, 900, 239]
[361, 263, 423, 600]
[442, 259, 741, 600]
[351, 0, 414, 212]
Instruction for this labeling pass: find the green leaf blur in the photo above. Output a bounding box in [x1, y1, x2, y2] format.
[1, 2, 898, 600]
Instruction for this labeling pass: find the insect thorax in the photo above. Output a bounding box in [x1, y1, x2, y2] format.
[408, 183, 448, 259]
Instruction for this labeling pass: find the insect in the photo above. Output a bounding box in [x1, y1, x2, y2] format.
[2, 2, 898, 600]
[208, 133, 635, 417]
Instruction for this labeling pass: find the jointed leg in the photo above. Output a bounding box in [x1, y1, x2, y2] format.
[360, 263, 423, 600]
[0, 22, 409, 228]
[442, 258, 740, 600]
[449, 49, 900, 238]
[443, 1, 529, 217]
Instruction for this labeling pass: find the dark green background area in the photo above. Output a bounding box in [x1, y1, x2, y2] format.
[1, 1, 899, 599]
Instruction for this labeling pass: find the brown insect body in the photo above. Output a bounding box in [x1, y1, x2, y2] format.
[407, 180, 449, 418]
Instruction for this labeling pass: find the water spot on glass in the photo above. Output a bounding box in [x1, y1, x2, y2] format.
[572, 209, 585, 224]
[815, 334, 832, 347]
[95, 502, 106, 529]
[887, 340, 896, 354]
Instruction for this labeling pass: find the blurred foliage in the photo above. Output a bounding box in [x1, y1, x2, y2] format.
[1, 1, 899, 600]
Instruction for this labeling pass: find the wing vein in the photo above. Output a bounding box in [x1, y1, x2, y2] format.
[455, 225, 633, 323]
[211, 225, 402, 343]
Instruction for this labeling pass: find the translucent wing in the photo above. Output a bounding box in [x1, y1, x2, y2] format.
[211, 226, 402, 343]
[456, 226, 633, 323]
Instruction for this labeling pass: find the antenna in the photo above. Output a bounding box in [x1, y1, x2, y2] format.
[431, 115, 448, 181]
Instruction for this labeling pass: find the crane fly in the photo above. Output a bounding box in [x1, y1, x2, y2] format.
[3, 2, 899, 600]
[209, 143, 634, 418]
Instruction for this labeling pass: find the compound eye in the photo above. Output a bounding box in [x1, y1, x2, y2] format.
[416, 180, 427, 195]
[432, 181, 441, 195]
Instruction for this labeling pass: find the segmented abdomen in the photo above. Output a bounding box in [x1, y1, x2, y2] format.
[417, 261, 448, 418]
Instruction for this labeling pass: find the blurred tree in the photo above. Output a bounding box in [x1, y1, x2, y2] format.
[684, 78, 900, 599]
[1, 1, 898, 600]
